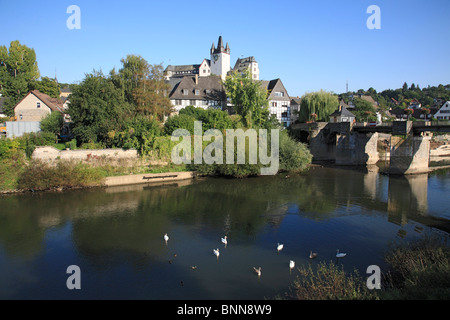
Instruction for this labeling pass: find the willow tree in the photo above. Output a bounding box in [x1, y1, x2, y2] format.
[298, 90, 339, 122]
[224, 70, 269, 128]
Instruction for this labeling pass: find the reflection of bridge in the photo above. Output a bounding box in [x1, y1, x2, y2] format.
[291, 121, 450, 174]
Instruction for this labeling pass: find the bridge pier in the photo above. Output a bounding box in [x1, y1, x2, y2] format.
[335, 132, 379, 166]
[389, 134, 431, 175]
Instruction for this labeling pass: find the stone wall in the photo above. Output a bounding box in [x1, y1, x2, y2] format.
[32, 146, 139, 165]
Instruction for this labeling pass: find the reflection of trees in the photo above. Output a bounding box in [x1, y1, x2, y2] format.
[1, 167, 448, 265]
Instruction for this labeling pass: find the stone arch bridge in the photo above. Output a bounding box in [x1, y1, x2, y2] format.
[290, 121, 450, 174]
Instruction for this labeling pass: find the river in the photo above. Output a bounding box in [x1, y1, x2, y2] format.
[0, 166, 449, 299]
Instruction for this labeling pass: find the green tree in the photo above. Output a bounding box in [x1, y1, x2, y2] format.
[352, 98, 377, 122]
[40, 111, 64, 142]
[0, 41, 40, 116]
[298, 90, 339, 122]
[30, 77, 61, 98]
[132, 63, 173, 120]
[224, 70, 269, 128]
[67, 70, 132, 145]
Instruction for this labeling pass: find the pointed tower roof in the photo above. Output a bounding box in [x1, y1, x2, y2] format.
[217, 36, 224, 50]
[212, 36, 229, 54]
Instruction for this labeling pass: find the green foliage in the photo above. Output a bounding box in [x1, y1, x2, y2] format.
[224, 70, 269, 128]
[65, 139, 77, 150]
[17, 160, 104, 191]
[40, 111, 64, 138]
[30, 77, 60, 98]
[0, 41, 40, 116]
[352, 97, 377, 122]
[164, 113, 197, 135]
[0, 138, 22, 160]
[382, 234, 450, 300]
[298, 90, 339, 122]
[279, 131, 312, 172]
[178, 105, 235, 132]
[289, 261, 379, 300]
[112, 115, 162, 155]
[67, 70, 133, 145]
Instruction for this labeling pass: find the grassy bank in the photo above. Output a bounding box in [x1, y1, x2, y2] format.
[0, 156, 189, 193]
[286, 234, 450, 300]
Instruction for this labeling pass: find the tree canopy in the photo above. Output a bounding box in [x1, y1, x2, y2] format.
[224, 70, 269, 128]
[297, 90, 339, 122]
[0, 40, 40, 116]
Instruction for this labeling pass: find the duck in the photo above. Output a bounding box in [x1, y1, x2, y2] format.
[336, 249, 347, 258]
[253, 267, 261, 278]
[289, 260, 295, 270]
[309, 251, 318, 259]
[164, 233, 169, 245]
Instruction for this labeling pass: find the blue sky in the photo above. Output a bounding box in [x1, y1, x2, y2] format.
[1, 0, 449, 96]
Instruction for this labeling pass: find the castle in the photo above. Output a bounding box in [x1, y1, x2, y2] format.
[165, 36, 295, 127]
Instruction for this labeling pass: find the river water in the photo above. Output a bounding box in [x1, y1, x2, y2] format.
[0, 166, 449, 300]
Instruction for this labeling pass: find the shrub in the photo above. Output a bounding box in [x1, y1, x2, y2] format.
[164, 114, 197, 135]
[382, 234, 450, 300]
[289, 261, 379, 300]
[279, 131, 312, 172]
[17, 160, 104, 191]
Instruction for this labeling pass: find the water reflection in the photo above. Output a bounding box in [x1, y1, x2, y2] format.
[0, 167, 449, 299]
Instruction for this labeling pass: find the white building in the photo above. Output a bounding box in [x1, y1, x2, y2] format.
[434, 101, 450, 120]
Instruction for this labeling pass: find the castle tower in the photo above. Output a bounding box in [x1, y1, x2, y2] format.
[210, 36, 231, 81]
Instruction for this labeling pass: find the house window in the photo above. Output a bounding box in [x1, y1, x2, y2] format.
[272, 102, 277, 107]
[195, 90, 200, 95]
[182, 89, 188, 95]
[203, 69, 206, 73]
[281, 112, 288, 118]
[274, 92, 284, 97]
[37, 102, 41, 108]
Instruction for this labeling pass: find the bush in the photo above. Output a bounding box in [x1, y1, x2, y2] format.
[382, 234, 450, 300]
[17, 160, 104, 191]
[279, 131, 312, 172]
[65, 139, 77, 150]
[289, 261, 379, 300]
[164, 114, 197, 135]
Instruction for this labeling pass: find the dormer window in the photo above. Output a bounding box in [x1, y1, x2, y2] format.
[37, 102, 41, 108]
[195, 90, 200, 95]
[182, 89, 188, 95]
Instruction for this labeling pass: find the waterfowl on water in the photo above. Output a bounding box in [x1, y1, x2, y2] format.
[253, 267, 261, 278]
[277, 243, 284, 253]
[336, 249, 347, 258]
[221, 236, 227, 247]
[164, 233, 169, 245]
[289, 260, 295, 270]
[213, 248, 220, 260]
[309, 251, 318, 259]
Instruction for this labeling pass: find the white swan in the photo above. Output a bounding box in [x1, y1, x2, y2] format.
[336, 249, 347, 258]
[277, 243, 284, 253]
[164, 233, 169, 245]
[289, 260, 295, 270]
[253, 267, 261, 278]
[309, 251, 318, 259]
[213, 248, 220, 260]
[221, 236, 227, 247]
